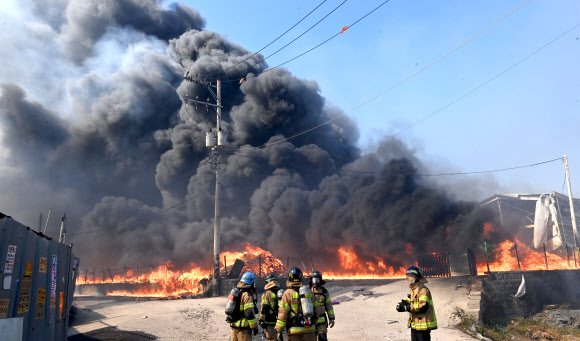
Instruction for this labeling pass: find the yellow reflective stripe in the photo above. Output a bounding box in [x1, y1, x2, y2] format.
[242, 302, 255, 309]
[262, 301, 271, 306]
[410, 321, 438, 329]
[248, 318, 257, 329]
[327, 310, 334, 315]
[280, 302, 290, 311]
[290, 304, 299, 310]
[288, 325, 316, 333]
[325, 297, 332, 303]
[271, 293, 277, 299]
[303, 293, 312, 298]
[276, 320, 286, 328]
[292, 292, 299, 299]
[317, 316, 326, 323]
[418, 296, 429, 301]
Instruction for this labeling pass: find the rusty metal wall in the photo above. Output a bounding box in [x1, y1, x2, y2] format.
[0, 212, 79, 341]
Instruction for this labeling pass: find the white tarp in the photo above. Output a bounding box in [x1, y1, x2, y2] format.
[514, 275, 526, 298]
[534, 194, 551, 248]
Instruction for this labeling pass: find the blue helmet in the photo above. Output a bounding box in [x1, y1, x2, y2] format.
[240, 271, 257, 285]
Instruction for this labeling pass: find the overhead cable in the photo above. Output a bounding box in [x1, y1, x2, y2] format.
[359, 22, 580, 154]
[199, 0, 328, 79]
[217, 0, 392, 83]
[225, 0, 531, 145]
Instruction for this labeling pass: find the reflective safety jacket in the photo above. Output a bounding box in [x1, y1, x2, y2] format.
[230, 282, 258, 330]
[312, 286, 334, 325]
[259, 280, 280, 325]
[275, 281, 318, 335]
[407, 282, 437, 331]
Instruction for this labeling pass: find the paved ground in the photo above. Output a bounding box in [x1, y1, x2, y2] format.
[69, 277, 478, 340]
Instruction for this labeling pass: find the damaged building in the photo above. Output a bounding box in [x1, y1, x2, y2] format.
[481, 192, 580, 250]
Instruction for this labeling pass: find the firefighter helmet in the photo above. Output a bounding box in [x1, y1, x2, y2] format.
[265, 273, 277, 283]
[309, 270, 325, 287]
[240, 271, 257, 285]
[288, 267, 303, 282]
[406, 266, 427, 283]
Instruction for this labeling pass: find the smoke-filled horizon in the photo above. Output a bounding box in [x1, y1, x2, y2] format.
[0, 0, 507, 271]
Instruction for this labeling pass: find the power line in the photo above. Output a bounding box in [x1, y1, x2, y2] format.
[199, 0, 328, 80]
[337, 157, 563, 177]
[225, 0, 531, 146]
[217, 0, 393, 83]
[249, 1, 348, 66]
[419, 157, 563, 176]
[360, 22, 580, 153]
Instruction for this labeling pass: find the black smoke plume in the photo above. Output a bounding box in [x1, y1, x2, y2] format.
[0, 0, 503, 273]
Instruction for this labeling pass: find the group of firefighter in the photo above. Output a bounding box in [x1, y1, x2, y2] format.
[225, 266, 437, 341]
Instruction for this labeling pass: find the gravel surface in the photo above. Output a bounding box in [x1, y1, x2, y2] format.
[69, 277, 478, 340]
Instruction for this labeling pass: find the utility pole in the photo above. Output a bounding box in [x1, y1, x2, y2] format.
[59, 214, 67, 243]
[43, 208, 52, 235]
[564, 155, 578, 248]
[213, 79, 222, 296]
[183, 74, 227, 296]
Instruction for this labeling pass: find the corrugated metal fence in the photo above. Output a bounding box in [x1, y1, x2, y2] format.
[0, 212, 79, 341]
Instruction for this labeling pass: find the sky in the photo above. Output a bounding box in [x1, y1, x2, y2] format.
[182, 0, 580, 198]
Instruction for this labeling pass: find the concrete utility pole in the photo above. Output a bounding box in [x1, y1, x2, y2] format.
[564, 155, 579, 248]
[59, 214, 67, 243]
[183, 74, 226, 296]
[43, 208, 52, 235]
[213, 79, 222, 296]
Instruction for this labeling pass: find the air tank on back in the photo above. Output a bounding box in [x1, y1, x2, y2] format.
[299, 285, 314, 319]
[225, 287, 241, 316]
[277, 288, 284, 301]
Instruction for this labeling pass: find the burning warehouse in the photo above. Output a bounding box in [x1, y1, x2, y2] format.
[481, 192, 580, 251]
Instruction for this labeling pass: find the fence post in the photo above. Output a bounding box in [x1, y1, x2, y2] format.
[84, 269, 87, 283]
[484, 242, 491, 273]
[566, 245, 570, 267]
[514, 241, 521, 271]
[224, 256, 228, 278]
[575, 247, 578, 268]
[543, 243, 549, 270]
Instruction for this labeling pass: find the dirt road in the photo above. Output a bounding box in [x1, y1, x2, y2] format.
[69, 277, 477, 340]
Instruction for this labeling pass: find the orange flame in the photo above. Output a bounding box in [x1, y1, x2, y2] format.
[477, 238, 572, 274]
[324, 247, 406, 279]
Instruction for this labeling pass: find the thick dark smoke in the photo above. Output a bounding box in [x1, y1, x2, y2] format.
[0, 0, 503, 272]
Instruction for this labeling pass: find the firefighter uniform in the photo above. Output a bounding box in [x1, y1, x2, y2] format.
[276, 280, 318, 341]
[260, 279, 281, 341]
[396, 266, 437, 341]
[230, 281, 259, 341]
[407, 282, 437, 340]
[312, 286, 334, 340]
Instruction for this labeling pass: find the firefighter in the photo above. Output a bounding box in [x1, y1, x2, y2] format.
[230, 271, 259, 341]
[309, 271, 334, 341]
[396, 266, 438, 341]
[260, 274, 281, 341]
[275, 267, 318, 341]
